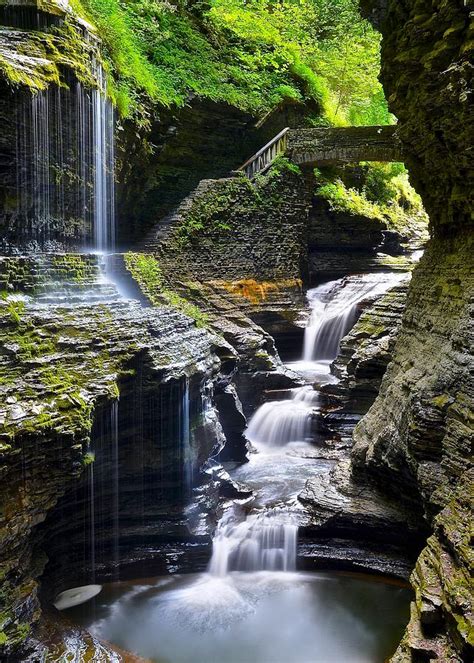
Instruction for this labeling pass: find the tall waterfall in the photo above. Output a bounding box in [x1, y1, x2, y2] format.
[92, 66, 115, 251]
[15, 64, 115, 250]
[181, 376, 192, 495]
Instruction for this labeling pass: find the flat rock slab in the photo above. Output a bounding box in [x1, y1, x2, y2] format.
[299, 458, 420, 533]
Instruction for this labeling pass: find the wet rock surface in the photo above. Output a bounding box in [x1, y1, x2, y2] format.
[354, 1, 474, 659]
[323, 278, 410, 415]
[0, 254, 240, 657]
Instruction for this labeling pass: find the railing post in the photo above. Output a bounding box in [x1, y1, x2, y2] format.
[236, 127, 290, 179]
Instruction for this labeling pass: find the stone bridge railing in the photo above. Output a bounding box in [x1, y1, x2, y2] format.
[237, 125, 403, 178]
[287, 125, 403, 166]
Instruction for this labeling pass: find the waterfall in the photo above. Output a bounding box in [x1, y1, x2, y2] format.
[303, 272, 406, 362]
[15, 64, 115, 250]
[181, 377, 192, 495]
[208, 506, 297, 577]
[89, 460, 96, 583]
[245, 388, 317, 449]
[244, 275, 406, 451]
[92, 66, 115, 252]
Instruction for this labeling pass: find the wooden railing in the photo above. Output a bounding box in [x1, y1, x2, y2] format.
[236, 127, 289, 179]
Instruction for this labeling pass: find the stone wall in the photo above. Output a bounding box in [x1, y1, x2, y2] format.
[352, 1, 473, 659]
[144, 163, 312, 283]
[287, 125, 403, 165]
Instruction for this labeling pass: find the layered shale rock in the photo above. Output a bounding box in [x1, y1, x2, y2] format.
[137, 161, 313, 394]
[353, 1, 474, 659]
[0, 254, 240, 658]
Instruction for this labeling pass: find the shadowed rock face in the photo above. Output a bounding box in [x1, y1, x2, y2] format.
[353, 1, 473, 659]
[361, 0, 473, 234]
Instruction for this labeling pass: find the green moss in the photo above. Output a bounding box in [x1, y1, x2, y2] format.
[124, 253, 209, 328]
[315, 163, 428, 235]
[1, 296, 25, 325]
[174, 159, 302, 247]
[51, 254, 97, 284]
[0, 15, 100, 91]
[83, 451, 95, 466]
[431, 394, 451, 409]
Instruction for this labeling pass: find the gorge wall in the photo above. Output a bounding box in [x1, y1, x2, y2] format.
[0, 254, 244, 658]
[354, 1, 473, 659]
[0, 0, 471, 661]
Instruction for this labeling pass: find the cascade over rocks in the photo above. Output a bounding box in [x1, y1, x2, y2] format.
[0, 0, 471, 660]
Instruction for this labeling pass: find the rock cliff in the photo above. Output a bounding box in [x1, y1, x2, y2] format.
[353, 1, 473, 659]
[0, 254, 239, 657]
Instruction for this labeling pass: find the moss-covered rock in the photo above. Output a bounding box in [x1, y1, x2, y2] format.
[353, 2, 473, 658]
[0, 253, 230, 657]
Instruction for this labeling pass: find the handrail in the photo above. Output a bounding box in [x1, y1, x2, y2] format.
[236, 127, 289, 179]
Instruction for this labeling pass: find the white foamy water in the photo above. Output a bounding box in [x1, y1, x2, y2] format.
[303, 272, 406, 361]
[209, 506, 298, 576]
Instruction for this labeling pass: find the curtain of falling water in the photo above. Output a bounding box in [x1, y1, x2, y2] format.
[181, 377, 193, 495]
[92, 64, 115, 252]
[89, 460, 96, 583]
[15, 63, 115, 249]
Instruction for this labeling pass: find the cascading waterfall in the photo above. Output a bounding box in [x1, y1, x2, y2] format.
[15, 61, 115, 250]
[303, 272, 406, 362]
[245, 387, 317, 448]
[209, 272, 407, 581]
[209, 506, 298, 577]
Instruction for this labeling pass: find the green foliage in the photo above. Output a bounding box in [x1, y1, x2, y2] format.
[124, 253, 208, 327]
[0, 293, 26, 325]
[361, 162, 406, 205]
[270, 156, 302, 177]
[316, 163, 428, 233]
[63, 0, 388, 125]
[317, 180, 384, 221]
[83, 451, 96, 466]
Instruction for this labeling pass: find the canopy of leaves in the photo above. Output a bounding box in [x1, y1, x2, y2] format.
[72, 0, 390, 126]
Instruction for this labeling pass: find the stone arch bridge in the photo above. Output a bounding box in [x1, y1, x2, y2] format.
[238, 125, 403, 178]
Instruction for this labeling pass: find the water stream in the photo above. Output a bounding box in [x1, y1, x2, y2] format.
[62, 270, 412, 662]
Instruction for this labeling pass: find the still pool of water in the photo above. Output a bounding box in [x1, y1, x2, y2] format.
[63, 571, 411, 663]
